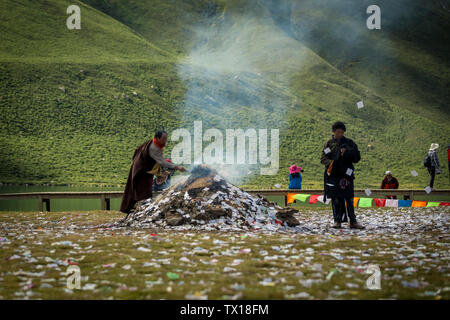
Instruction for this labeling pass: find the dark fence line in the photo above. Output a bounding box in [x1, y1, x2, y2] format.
[0, 189, 449, 212]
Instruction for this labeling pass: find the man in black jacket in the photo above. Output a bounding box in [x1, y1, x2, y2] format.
[320, 122, 365, 229]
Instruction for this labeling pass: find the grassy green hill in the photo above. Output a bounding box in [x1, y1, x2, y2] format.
[0, 0, 449, 189]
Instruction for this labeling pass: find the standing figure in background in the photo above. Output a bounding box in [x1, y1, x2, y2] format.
[447, 144, 450, 182]
[381, 171, 399, 199]
[288, 165, 303, 190]
[424, 143, 441, 189]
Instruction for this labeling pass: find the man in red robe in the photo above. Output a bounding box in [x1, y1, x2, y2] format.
[120, 130, 186, 214]
[447, 144, 450, 181]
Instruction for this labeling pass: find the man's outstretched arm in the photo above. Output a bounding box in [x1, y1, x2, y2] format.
[149, 144, 177, 169]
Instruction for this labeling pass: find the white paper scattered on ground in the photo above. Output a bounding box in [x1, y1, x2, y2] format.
[2, 204, 450, 300]
[357, 101, 364, 109]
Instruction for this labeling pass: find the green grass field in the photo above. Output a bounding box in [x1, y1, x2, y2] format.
[0, 208, 448, 300]
[0, 0, 449, 189]
[1, 1, 449, 303]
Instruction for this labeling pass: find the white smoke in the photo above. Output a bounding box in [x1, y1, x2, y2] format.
[174, 3, 310, 184]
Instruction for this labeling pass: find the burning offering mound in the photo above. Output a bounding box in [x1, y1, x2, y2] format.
[118, 165, 300, 232]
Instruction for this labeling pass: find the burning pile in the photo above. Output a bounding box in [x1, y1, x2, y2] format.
[118, 165, 300, 232]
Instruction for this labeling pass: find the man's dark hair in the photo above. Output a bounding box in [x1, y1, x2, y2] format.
[332, 121, 346, 132]
[154, 130, 167, 139]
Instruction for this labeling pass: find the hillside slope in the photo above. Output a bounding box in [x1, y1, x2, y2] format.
[283, 0, 450, 123]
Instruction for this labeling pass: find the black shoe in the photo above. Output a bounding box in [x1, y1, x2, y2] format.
[332, 222, 342, 229]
